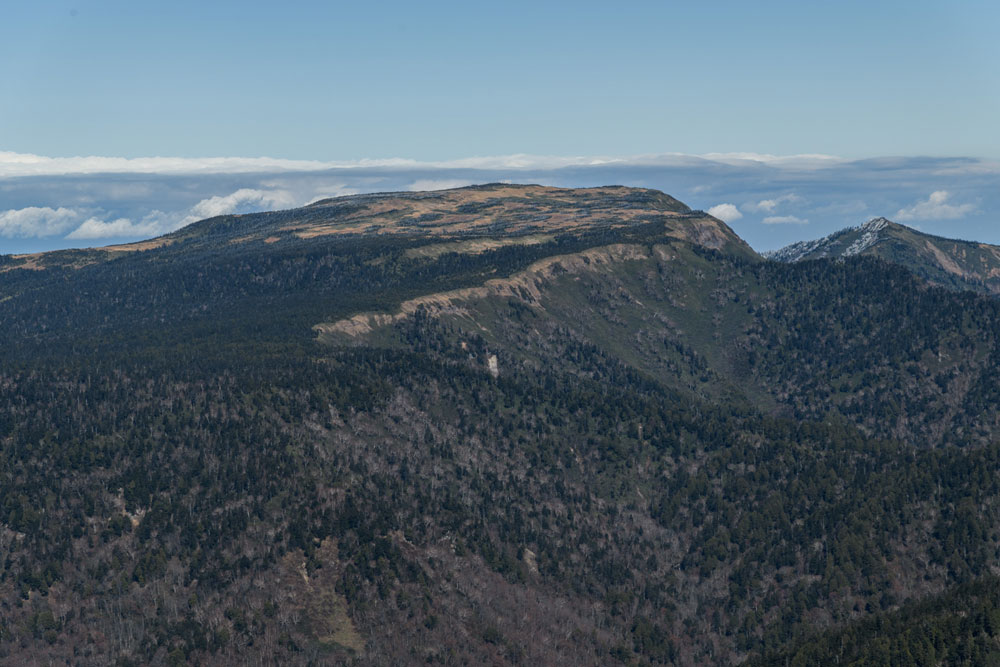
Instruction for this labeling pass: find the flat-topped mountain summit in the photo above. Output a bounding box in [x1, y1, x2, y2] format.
[1, 184, 753, 274]
[0, 183, 755, 363]
[300, 183, 695, 237]
[767, 216, 1000, 294]
[257, 183, 754, 255]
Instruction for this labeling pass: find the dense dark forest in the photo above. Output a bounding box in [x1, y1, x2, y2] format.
[2, 185, 1000, 665]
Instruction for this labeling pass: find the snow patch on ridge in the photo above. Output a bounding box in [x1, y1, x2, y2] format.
[766, 217, 892, 263]
[843, 217, 890, 257]
[763, 237, 834, 262]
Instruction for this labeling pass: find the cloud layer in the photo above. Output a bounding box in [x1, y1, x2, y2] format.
[707, 204, 743, 222]
[745, 194, 803, 213]
[0, 207, 80, 238]
[184, 188, 298, 222]
[67, 217, 159, 240]
[0, 150, 854, 178]
[0, 152, 998, 254]
[895, 191, 976, 221]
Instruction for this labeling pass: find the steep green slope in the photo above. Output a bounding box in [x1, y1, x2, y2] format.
[3, 185, 1000, 665]
[768, 217, 1000, 295]
[320, 241, 1000, 449]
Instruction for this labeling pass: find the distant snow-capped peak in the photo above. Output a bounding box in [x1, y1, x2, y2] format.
[765, 217, 894, 262]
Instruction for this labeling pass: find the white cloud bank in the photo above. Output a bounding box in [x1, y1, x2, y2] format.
[183, 188, 298, 223]
[0, 150, 851, 178]
[895, 190, 975, 221]
[707, 203, 743, 222]
[745, 193, 803, 213]
[0, 206, 80, 237]
[66, 217, 162, 240]
[0, 152, 338, 178]
[700, 153, 845, 170]
[0, 206, 171, 241]
[70, 188, 306, 240]
[0, 186, 353, 241]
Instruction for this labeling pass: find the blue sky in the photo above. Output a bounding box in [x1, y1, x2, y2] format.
[1, 1, 998, 252]
[4, 0, 999, 160]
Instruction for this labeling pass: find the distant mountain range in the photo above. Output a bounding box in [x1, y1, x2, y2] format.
[5, 184, 1000, 665]
[767, 216, 1000, 295]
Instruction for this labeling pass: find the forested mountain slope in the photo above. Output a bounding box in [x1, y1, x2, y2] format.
[2, 185, 1000, 665]
[749, 576, 1000, 666]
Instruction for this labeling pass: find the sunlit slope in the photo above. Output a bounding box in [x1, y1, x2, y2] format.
[0, 183, 753, 273]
